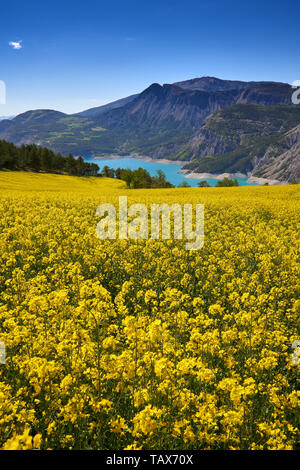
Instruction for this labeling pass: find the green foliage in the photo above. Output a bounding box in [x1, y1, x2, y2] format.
[216, 177, 239, 187]
[121, 168, 174, 189]
[173, 146, 195, 161]
[101, 165, 116, 178]
[177, 180, 191, 188]
[100, 166, 174, 189]
[0, 140, 99, 176]
[197, 180, 211, 187]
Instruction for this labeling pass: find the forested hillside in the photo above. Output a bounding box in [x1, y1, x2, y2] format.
[0, 140, 99, 176]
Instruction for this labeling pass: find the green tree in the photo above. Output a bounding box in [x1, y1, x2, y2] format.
[41, 148, 53, 171]
[101, 166, 115, 178]
[177, 180, 191, 188]
[76, 156, 85, 176]
[197, 180, 210, 187]
[65, 154, 77, 175]
[216, 177, 239, 187]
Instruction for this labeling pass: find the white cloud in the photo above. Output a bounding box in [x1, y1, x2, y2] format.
[9, 41, 22, 50]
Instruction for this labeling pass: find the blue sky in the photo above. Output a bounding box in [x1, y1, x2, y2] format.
[1, 0, 300, 115]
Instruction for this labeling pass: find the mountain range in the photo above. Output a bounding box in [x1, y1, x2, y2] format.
[0, 76, 299, 182]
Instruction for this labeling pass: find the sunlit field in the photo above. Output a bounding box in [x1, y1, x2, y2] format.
[0, 172, 299, 450]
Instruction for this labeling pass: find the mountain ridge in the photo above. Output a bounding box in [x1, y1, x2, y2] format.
[0, 76, 298, 182]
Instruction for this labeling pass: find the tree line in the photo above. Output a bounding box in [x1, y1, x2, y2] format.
[0, 140, 99, 176]
[100, 165, 241, 188]
[100, 165, 174, 188]
[176, 177, 239, 188]
[197, 177, 239, 187]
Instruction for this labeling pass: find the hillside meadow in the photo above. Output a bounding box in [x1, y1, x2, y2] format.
[0, 172, 299, 450]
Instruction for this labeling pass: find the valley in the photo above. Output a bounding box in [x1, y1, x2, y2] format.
[0, 77, 299, 183]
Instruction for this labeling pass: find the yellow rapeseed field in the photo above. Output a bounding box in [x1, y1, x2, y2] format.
[0, 171, 299, 450]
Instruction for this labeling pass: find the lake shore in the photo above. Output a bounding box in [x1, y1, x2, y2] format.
[246, 175, 285, 185]
[93, 153, 190, 166]
[180, 170, 247, 179]
[181, 169, 285, 185]
[91, 154, 286, 185]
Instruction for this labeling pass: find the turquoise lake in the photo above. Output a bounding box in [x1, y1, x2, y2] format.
[83, 157, 256, 187]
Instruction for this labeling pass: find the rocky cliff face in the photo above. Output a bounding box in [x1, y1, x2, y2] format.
[252, 125, 300, 182]
[182, 105, 300, 182]
[187, 127, 238, 158]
